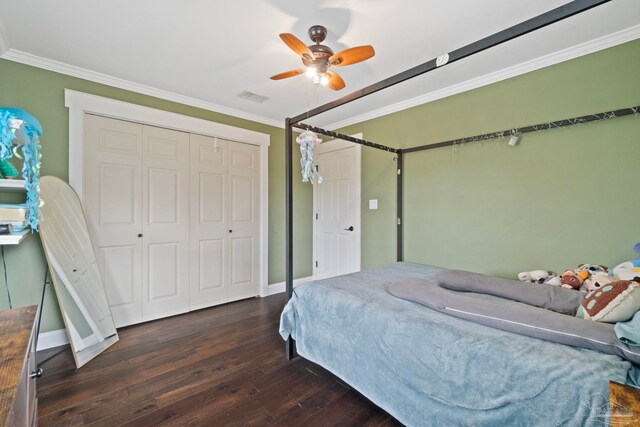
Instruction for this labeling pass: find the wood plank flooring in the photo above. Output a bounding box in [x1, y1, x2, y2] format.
[37, 295, 402, 426]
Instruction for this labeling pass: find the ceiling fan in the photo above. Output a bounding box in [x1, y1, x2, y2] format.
[270, 25, 375, 91]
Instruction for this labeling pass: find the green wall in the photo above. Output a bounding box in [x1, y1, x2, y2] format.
[1, 38, 639, 334]
[0, 59, 312, 332]
[342, 39, 640, 277]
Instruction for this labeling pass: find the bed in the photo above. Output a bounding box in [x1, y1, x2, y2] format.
[279, 262, 640, 426]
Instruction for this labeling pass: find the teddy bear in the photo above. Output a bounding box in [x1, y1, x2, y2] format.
[517, 270, 561, 286]
[612, 241, 640, 281]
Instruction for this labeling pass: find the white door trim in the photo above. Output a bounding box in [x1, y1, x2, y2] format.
[312, 133, 362, 279]
[65, 89, 270, 298]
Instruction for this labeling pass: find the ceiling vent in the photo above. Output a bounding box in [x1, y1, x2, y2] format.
[237, 90, 270, 103]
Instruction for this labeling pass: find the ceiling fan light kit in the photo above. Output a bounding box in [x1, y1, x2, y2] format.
[270, 25, 375, 91]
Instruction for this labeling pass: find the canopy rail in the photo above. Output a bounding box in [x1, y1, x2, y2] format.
[403, 105, 640, 153]
[292, 123, 399, 153]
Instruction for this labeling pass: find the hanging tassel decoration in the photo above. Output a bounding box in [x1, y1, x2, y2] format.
[296, 130, 323, 184]
[0, 108, 43, 231]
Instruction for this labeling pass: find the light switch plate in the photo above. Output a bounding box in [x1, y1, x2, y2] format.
[369, 199, 378, 210]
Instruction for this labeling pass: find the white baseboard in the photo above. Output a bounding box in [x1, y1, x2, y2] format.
[37, 329, 69, 351]
[268, 276, 314, 296]
[37, 279, 312, 349]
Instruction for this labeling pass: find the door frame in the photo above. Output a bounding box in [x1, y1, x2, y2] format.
[312, 134, 362, 279]
[65, 89, 271, 297]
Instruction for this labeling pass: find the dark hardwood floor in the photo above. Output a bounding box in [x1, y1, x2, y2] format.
[37, 294, 402, 426]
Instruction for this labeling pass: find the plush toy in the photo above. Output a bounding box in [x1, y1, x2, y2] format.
[545, 276, 562, 287]
[517, 270, 560, 286]
[581, 273, 616, 294]
[612, 241, 640, 281]
[561, 269, 587, 290]
[576, 264, 609, 276]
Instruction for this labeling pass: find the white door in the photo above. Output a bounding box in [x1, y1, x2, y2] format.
[190, 136, 260, 307]
[142, 125, 190, 321]
[85, 114, 259, 326]
[189, 135, 229, 308]
[84, 114, 143, 327]
[314, 138, 361, 279]
[227, 141, 260, 300]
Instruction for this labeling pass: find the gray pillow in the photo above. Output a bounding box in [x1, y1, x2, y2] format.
[434, 269, 585, 316]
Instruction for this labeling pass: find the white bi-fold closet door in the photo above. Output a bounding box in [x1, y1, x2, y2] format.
[189, 134, 260, 310]
[83, 114, 260, 327]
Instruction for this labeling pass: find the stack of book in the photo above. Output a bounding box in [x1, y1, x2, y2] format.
[0, 204, 29, 235]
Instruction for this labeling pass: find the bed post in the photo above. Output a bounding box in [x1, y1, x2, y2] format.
[285, 117, 296, 360]
[396, 150, 403, 262]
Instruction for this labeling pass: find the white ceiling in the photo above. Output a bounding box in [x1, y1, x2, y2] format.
[0, 0, 638, 128]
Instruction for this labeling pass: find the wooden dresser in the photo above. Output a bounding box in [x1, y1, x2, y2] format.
[0, 305, 39, 426]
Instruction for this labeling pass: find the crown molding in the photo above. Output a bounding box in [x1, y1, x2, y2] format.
[2, 23, 638, 132]
[0, 49, 283, 128]
[327, 24, 640, 130]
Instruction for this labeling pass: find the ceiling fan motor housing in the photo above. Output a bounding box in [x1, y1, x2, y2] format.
[303, 26, 334, 72]
[308, 25, 327, 43]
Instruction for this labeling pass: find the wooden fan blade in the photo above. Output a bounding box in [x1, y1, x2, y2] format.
[270, 69, 305, 80]
[326, 71, 345, 91]
[329, 45, 375, 66]
[279, 33, 314, 60]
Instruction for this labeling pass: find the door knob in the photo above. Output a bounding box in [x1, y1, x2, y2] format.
[344, 226, 354, 231]
[138, 233, 143, 238]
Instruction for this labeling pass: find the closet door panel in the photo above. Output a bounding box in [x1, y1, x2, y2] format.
[227, 142, 260, 301]
[142, 125, 190, 321]
[189, 135, 229, 309]
[231, 237, 253, 286]
[199, 239, 225, 288]
[148, 242, 179, 299]
[99, 246, 136, 307]
[84, 114, 143, 327]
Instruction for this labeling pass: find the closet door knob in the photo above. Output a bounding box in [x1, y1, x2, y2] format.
[229, 230, 233, 233]
[344, 226, 354, 231]
[138, 233, 143, 238]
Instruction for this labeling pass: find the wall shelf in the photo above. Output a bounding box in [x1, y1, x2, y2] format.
[0, 180, 29, 245]
[0, 228, 30, 245]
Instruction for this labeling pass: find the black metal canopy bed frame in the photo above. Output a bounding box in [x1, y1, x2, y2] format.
[283, 0, 639, 358]
[281, 0, 640, 425]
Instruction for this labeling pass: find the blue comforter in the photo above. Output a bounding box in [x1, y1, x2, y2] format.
[279, 263, 639, 426]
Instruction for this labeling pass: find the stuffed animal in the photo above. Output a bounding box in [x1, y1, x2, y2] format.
[561, 269, 587, 290]
[545, 276, 562, 287]
[581, 272, 616, 294]
[612, 241, 640, 281]
[517, 270, 560, 286]
[576, 264, 609, 276]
